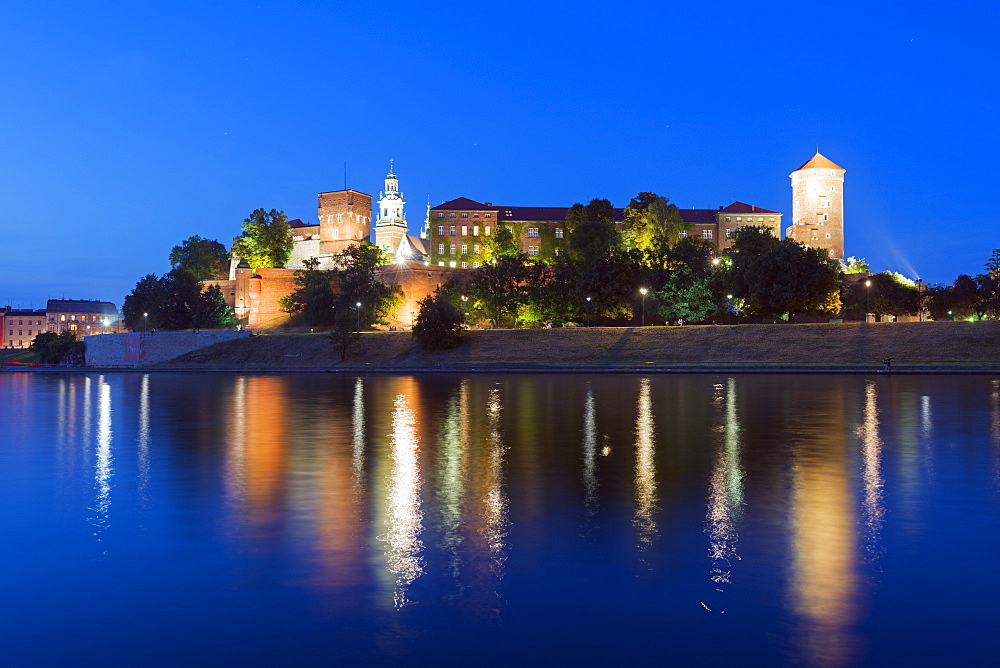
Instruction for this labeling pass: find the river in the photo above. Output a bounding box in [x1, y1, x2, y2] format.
[2, 372, 997, 665]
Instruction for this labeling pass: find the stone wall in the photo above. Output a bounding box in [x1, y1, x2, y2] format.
[85, 330, 250, 367]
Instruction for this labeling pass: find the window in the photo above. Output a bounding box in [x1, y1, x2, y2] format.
[461, 226, 468, 236]
[439, 261, 445, 267]
[825, 233, 832, 238]
[725, 229, 731, 239]
[528, 246, 539, 256]
[555, 228, 564, 238]
[555, 248, 561, 257]
[357, 229, 363, 239]
[71, 315, 77, 321]
[680, 230, 688, 238]
[473, 214, 479, 218]
[485, 226, 491, 236]
[332, 229, 339, 239]
[438, 225, 445, 236]
[473, 261, 481, 268]
[831, 186, 836, 192]
[473, 226, 479, 236]
[18, 320, 23, 325]
[438, 244, 445, 254]
[820, 199, 831, 208]
[461, 213, 468, 218]
[702, 229, 713, 240]
[28, 330, 32, 335]
[473, 244, 480, 254]
[725, 217, 731, 222]
[527, 227, 539, 238]
[461, 262, 467, 268]
[769, 217, 775, 222]
[736, 217, 742, 222]
[337, 214, 343, 223]
[450, 244, 457, 255]
[450, 226, 456, 236]
[757, 217, 763, 222]
[485, 213, 492, 218]
[461, 244, 468, 255]
[438, 212, 445, 218]
[449, 213, 456, 218]
[449, 261, 457, 268]
[823, 213, 829, 221]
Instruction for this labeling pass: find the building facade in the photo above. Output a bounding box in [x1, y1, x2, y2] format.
[786, 152, 846, 259]
[2, 300, 118, 348]
[286, 189, 374, 270]
[373, 162, 409, 258]
[426, 198, 781, 266]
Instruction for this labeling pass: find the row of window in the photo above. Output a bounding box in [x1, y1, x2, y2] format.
[6, 323, 79, 338]
[7, 319, 43, 326]
[437, 212, 494, 219]
[438, 225, 493, 237]
[6, 314, 106, 325]
[328, 229, 365, 240]
[437, 261, 483, 268]
[438, 243, 484, 255]
[724, 216, 776, 223]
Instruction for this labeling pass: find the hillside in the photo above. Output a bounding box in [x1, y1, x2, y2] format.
[156, 321, 1000, 372]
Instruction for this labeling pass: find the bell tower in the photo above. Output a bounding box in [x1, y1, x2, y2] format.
[374, 160, 408, 257]
[786, 151, 846, 260]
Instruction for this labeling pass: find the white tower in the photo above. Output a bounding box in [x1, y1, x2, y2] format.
[786, 152, 846, 260]
[374, 160, 408, 256]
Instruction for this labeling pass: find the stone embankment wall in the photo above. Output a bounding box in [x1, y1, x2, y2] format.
[86, 331, 250, 367]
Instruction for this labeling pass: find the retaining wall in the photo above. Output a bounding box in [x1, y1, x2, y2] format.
[85, 330, 250, 368]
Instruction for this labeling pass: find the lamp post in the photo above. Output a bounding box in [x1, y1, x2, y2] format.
[639, 288, 648, 327]
[143, 312, 148, 333]
[356, 302, 362, 333]
[461, 295, 469, 324]
[586, 296, 592, 327]
[864, 280, 871, 322]
[915, 277, 923, 321]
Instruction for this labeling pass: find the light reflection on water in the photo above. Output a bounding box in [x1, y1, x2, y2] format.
[3, 372, 1000, 665]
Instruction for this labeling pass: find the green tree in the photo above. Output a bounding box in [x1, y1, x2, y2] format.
[984, 249, 1000, 280]
[484, 225, 519, 261]
[332, 242, 403, 327]
[858, 272, 920, 321]
[725, 226, 782, 304]
[744, 241, 843, 319]
[622, 191, 661, 249]
[467, 255, 527, 327]
[656, 268, 716, 322]
[191, 283, 237, 329]
[30, 330, 82, 365]
[279, 257, 337, 326]
[122, 274, 169, 330]
[642, 198, 689, 260]
[328, 308, 361, 361]
[231, 208, 293, 269]
[412, 288, 464, 350]
[521, 261, 580, 326]
[169, 235, 230, 279]
[844, 256, 870, 274]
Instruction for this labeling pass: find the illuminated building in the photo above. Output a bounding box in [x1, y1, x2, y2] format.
[786, 152, 846, 260]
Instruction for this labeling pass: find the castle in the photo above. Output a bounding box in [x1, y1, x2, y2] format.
[218, 153, 844, 328]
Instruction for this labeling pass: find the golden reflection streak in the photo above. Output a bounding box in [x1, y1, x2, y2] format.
[437, 380, 469, 585]
[137, 374, 150, 503]
[224, 377, 248, 515]
[633, 378, 657, 548]
[582, 384, 598, 518]
[483, 388, 510, 592]
[789, 387, 858, 668]
[383, 394, 424, 607]
[352, 377, 365, 489]
[706, 378, 744, 592]
[861, 381, 885, 566]
[90, 377, 113, 548]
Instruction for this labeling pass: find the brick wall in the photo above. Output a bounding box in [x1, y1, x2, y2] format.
[85, 330, 251, 367]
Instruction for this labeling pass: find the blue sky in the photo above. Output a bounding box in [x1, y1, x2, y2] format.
[2, 0, 998, 308]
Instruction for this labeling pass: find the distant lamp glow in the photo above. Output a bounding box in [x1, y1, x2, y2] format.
[865, 280, 872, 321]
[356, 302, 362, 332]
[639, 288, 648, 327]
[396, 257, 407, 266]
[712, 258, 721, 266]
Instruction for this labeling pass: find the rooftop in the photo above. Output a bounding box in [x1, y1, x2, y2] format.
[794, 152, 845, 171]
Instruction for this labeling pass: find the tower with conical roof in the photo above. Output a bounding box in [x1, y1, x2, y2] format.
[374, 160, 408, 257]
[786, 152, 846, 260]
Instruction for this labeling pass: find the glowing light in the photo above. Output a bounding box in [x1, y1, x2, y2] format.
[137, 374, 150, 503]
[352, 378, 365, 487]
[383, 394, 424, 607]
[861, 381, 885, 565]
[634, 378, 657, 548]
[582, 384, 598, 517]
[90, 378, 113, 548]
[706, 379, 744, 591]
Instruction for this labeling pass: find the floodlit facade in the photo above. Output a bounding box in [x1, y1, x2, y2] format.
[786, 152, 846, 259]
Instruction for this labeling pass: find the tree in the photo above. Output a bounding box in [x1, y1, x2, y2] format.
[279, 257, 337, 326]
[332, 242, 403, 327]
[231, 208, 293, 269]
[856, 272, 920, 321]
[484, 225, 519, 261]
[192, 283, 237, 329]
[844, 256, 869, 274]
[725, 226, 781, 303]
[169, 235, 230, 279]
[122, 274, 169, 330]
[467, 255, 527, 327]
[744, 241, 842, 319]
[641, 198, 689, 260]
[984, 249, 1000, 280]
[30, 331, 82, 365]
[568, 218, 622, 266]
[521, 261, 580, 326]
[412, 289, 464, 350]
[656, 268, 716, 322]
[328, 308, 361, 361]
[622, 192, 661, 249]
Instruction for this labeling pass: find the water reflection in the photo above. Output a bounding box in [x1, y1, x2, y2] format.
[90, 377, 113, 549]
[437, 380, 469, 595]
[137, 374, 150, 504]
[383, 394, 424, 608]
[992, 380, 1000, 489]
[352, 377, 365, 489]
[706, 378, 744, 600]
[634, 378, 657, 549]
[582, 384, 598, 519]
[480, 388, 509, 612]
[861, 381, 885, 569]
[788, 383, 859, 667]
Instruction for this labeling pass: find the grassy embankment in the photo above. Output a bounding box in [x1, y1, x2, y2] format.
[156, 321, 1000, 371]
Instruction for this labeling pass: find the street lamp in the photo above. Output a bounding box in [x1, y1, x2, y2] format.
[639, 288, 648, 327]
[356, 302, 362, 332]
[864, 280, 871, 322]
[915, 277, 924, 321]
[143, 312, 148, 333]
[586, 296, 592, 327]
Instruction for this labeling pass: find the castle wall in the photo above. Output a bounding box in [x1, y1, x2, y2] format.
[318, 190, 372, 257]
[85, 330, 250, 367]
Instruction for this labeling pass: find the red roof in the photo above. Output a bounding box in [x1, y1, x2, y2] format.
[434, 198, 624, 222]
[719, 201, 779, 215]
[678, 208, 719, 224]
[434, 197, 497, 211]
